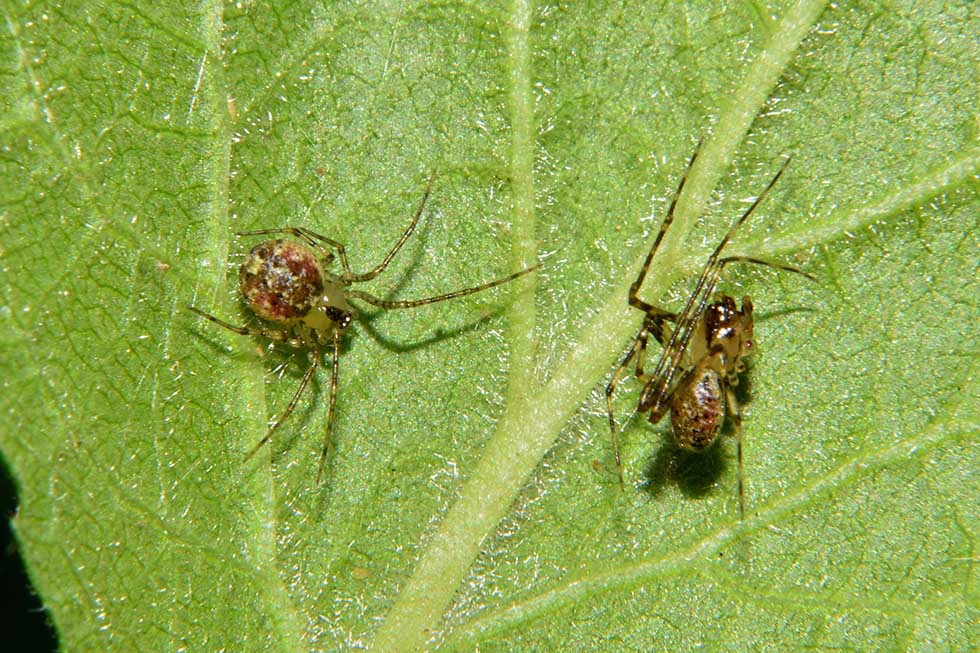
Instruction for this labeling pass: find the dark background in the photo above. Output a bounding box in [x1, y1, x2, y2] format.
[0, 459, 59, 651]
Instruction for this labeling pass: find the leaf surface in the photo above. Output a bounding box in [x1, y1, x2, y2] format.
[1, 1, 977, 651]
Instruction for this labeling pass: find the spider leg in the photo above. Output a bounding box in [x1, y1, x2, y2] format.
[629, 137, 704, 310]
[605, 325, 651, 488]
[631, 326, 652, 382]
[724, 384, 745, 519]
[717, 255, 816, 282]
[643, 313, 676, 350]
[347, 263, 539, 310]
[242, 354, 320, 464]
[315, 330, 341, 484]
[188, 306, 291, 343]
[640, 313, 688, 426]
[348, 170, 438, 283]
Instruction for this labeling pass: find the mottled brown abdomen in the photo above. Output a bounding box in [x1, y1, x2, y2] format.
[239, 239, 324, 322]
[670, 366, 724, 451]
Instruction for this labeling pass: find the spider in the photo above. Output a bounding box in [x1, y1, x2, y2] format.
[190, 172, 539, 482]
[605, 139, 815, 517]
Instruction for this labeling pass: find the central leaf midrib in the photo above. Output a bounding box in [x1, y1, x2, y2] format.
[202, 1, 308, 647]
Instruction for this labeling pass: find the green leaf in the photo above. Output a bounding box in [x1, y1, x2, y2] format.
[2, 1, 978, 651]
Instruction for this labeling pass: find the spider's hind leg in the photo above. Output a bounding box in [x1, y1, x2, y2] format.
[723, 385, 745, 519]
[188, 306, 291, 342]
[606, 313, 671, 488]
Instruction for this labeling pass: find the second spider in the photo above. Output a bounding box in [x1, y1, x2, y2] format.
[190, 173, 539, 482]
[605, 139, 814, 517]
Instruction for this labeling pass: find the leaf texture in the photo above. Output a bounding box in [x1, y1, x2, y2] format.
[1, 1, 978, 651]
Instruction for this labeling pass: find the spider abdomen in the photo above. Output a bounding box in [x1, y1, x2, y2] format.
[670, 366, 724, 451]
[239, 239, 324, 322]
